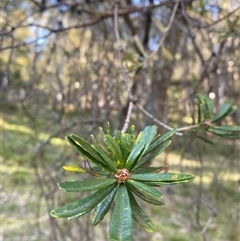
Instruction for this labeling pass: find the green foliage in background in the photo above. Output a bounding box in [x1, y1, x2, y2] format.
[50, 94, 239, 241]
[195, 94, 240, 138]
[50, 125, 194, 241]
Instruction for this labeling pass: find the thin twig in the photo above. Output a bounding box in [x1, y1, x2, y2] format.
[136, 103, 182, 134]
[136, 102, 202, 135]
[147, 0, 180, 61]
[114, 0, 134, 132]
[121, 101, 134, 133]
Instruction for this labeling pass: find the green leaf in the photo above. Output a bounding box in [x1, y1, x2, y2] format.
[132, 166, 167, 174]
[211, 126, 240, 132]
[206, 126, 240, 138]
[91, 135, 118, 172]
[207, 127, 231, 135]
[211, 100, 233, 123]
[196, 94, 214, 119]
[50, 183, 117, 219]
[198, 103, 205, 123]
[115, 131, 135, 166]
[144, 129, 176, 155]
[92, 186, 117, 226]
[132, 140, 171, 171]
[128, 191, 154, 232]
[126, 126, 158, 170]
[127, 125, 135, 135]
[127, 179, 163, 198]
[104, 134, 123, 166]
[66, 135, 110, 171]
[109, 184, 133, 241]
[127, 181, 164, 205]
[130, 173, 195, 185]
[58, 178, 116, 192]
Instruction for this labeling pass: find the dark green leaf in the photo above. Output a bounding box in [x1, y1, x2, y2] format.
[127, 179, 163, 198]
[92, 186, 117, 226]
[58, 178, 116, 192]
[127, 181, 164, 205]
[70, 134, 105, 163]
[212, 126, 240, 132]
[126, 126, 157, 170]
[211, 100, 233, 123]
[207, 126, 240, 138]
[132, 140, 171, 171]
[140, 125, 158, 155]
[198, 103, 207, 123]
[109, 184, 133, 241]
[132, 166, 167, 174]
[144, 129, 176, 155]
[50, 183, 117, 219]
[66, 135, 109, 171]
[207, 127, 231, 135]
[196, 94, 214, 119]
[141, 181, 162, 187]
[91, 135, 118, 172]
[125, 143, 145, 170]
[130, 173, 194, 185]
[104, 134, 123, 166]
[128, 191, 154, 232]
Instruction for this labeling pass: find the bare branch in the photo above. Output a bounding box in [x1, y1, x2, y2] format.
[147, 0, 180, 61]
[121, 101, 134, 133]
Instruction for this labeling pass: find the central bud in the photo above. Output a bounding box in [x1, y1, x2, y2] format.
[115, 168, 130, 183]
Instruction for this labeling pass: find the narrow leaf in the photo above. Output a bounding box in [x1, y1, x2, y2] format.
[128, 191, 154, 232]
[58, 178, 116, 192]
[63, 165, 87, 173]
[70, 134, 105, 163]
[132, 140, 171, 171]
[211, 100, 233, 123]
[212, 125, 240, 132]
[66, 136, 109, 171]
[127, 182, 164, 206]
[50, 183, 117, 219]
[127, 179, 162, 198]
[109, 184, 133, 241]
[207, 127, 231, 135]
[126, 126, 158, 170]
[92, 186, 117, 226]
[144, 129, 176, 155]
[91, 135, 118, 172]
[197, 94, 214, 119]
[104, 134, 123, 166]
[132, 166, 167, 174]
[130, 173, 194, 185]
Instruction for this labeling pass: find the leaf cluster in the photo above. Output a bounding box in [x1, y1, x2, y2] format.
[196, 94, 240, 138]
[50, 125, 194, 241]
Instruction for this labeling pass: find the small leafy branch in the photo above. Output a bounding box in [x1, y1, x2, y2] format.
[50, 94, 239, 241]
[50, 125, 194, 241]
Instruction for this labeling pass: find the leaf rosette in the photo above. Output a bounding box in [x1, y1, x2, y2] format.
[50, 125, 194, 241]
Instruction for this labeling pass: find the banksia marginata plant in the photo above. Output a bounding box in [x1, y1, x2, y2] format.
[50, 125, 194, 241]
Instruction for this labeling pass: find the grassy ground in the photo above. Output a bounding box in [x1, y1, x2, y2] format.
[1, 110, 240, 241]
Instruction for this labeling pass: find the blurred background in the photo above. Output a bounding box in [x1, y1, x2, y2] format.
[1, 0, 240, 241]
